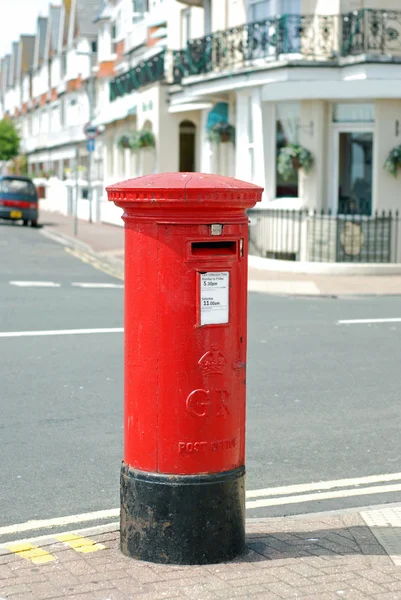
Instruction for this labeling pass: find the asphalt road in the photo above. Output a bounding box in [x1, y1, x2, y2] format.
[1, 220, 401, 542]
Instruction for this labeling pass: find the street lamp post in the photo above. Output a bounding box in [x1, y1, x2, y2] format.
[74, 145, 79, 236]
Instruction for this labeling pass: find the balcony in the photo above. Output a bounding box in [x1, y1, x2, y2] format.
[109, 50, 165, 101]
[173, 9, 401, 84]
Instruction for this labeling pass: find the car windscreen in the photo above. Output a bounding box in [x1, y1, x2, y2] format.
[0, 179, 36, 196]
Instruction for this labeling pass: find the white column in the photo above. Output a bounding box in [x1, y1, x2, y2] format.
[235, 91, 251, 181]
[261, 101, 276, 206]
[200, 108, 212, 174]
[251, 87, 265, 192]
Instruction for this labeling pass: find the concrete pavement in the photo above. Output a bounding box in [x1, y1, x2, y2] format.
[3, 508, 401, 599]
[40, 211, 401, 296]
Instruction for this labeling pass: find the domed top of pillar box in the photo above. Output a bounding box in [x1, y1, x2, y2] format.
[106, 173, 263, 218]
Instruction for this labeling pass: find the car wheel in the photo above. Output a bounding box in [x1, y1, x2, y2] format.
[23, 220, 29, 226]
[30, 220, 38, 228]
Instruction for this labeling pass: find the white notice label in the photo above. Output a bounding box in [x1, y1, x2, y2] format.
[200, 272, 229, 326]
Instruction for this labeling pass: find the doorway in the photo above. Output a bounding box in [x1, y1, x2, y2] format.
[332, 128, 374, 215]
[179, 120, 196, 172]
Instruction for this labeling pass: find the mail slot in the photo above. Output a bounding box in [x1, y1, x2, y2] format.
[107, 172, 263, 565]
[191, 240, 237, 256]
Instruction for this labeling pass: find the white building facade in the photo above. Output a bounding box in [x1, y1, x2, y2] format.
[1, 0, 401, 262]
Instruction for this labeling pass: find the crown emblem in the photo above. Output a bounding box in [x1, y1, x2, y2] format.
[198, 346, 227, 375]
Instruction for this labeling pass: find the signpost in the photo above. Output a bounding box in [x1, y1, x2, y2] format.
[84, 121, 97, 223]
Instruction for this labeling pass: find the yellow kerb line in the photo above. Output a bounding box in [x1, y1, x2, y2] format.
[55, 533, 106, 553]
[6, 542, 55, 564]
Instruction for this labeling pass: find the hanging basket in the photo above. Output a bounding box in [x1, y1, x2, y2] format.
[277, 144, 314, 181]
[117, 135, 133, 150]
[384, 144, 401, 177]
[131, 129, 156, 150]
[207, 121, 235, 144]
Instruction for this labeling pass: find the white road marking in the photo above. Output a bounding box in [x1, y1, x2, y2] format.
[72, 283, 124, 289]
[0, 328, 123, 339]
[0, 509, 120, 537]
[10, 281, 61, 288]
[338, 318, 401, 325]
[246, 471, 401, 499]
[246, 483, 401, 509]
[3, 472, 401, 538]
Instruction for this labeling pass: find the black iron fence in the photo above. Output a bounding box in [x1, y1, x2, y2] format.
[173, 9, 401, 83]
[110, 51, 165, 102]
[249, 209, 401, 263]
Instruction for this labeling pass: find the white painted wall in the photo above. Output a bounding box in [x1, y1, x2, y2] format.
[373, 99, 401, 213]
[51, 57, 61, 88]
[211, 0, 246, 31]
[299, 100, 329, 210]
[21, 74, 30, 104]
[98, 22, 113, 62]
[4, 87, 17, 114]
[32, 65, 48, 98]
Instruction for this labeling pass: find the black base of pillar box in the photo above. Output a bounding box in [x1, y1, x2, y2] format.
[120, 463, 246, 565]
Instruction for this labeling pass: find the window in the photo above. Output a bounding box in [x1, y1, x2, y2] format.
[111, 23, 117, 53]
[275, 102, 300, 198]
[181, 8, 191, 46]
[248, 0, 300, 21]
[0, 178, 36, 196]
[133, 0, 148, 23]
[249, 0, 273, 21]
[60, 96, 65, 126]
[60, 53, 67, 78]
[333, 103, 375, 123]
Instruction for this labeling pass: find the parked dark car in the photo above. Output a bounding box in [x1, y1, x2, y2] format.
[0, 176, 38, 227]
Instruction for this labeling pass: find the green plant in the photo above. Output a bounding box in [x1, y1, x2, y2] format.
[133, 129, 156, 150]
[117, 135, 133, 149]
[384, 144, 401, 177]
[9, 153, 28, 176]
[277, 144, 314, 181]
[207, 121, 235, 144]
[0, 118, 20, 162]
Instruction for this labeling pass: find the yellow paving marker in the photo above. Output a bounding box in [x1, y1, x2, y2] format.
[54, 532, 106, 553]
[6, 542, 56, 564]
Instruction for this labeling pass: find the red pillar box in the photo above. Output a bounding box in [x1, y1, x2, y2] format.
[107, 173, 262, 565]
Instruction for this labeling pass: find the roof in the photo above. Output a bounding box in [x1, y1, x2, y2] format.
[34, 16, 49, 67]
[48, 5, 62, 56]
[11, 42, 19, 85]
[20, 36, 35, 74]
[75, 0, 102, 38]
[3, 55, 11, 88]
[63, 0, 72, 46]
[94, 0, 114, 23]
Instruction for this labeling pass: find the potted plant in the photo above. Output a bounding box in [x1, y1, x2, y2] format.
[384, 144, 401, 177]
[133, 129, 156, 150]
[277, 143, 314, 181]
[117, 135, 133, 150]
[207, 121, 235, 144]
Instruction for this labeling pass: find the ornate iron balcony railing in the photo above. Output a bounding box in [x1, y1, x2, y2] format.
[172, 10, 401, 84]
[110, 51, 165, 102]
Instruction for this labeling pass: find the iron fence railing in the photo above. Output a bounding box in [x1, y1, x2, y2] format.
[109, 51, 165, 102]
[249, 208, 401, 263]
[173, 10, 401, 83]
